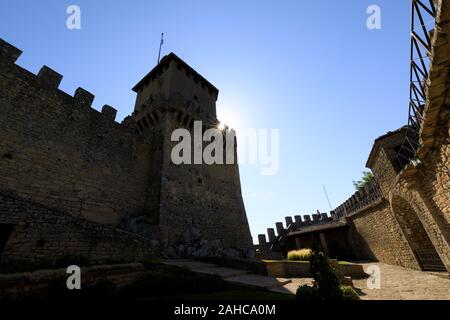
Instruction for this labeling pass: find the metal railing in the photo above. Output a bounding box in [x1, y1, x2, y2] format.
[397, 0, 437, 168]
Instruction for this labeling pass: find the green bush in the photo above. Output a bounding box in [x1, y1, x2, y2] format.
[287, 249, 312, 261]
[295, 244, 360, 301]
[340, 285, 360, 300]
[309, 250, 343, 301]
[295, 284, 320, 302]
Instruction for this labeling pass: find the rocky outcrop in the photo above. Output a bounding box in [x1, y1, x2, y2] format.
[163, 227, 253, 259]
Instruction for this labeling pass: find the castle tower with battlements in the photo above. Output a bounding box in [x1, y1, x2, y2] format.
[128, 53, 253, 254]
[0, 39, 253, 265]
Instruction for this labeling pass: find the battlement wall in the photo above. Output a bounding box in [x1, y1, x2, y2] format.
[333, 180, 384, 218]
[258, 211, 335, 247]
[0, 39, 159, 225]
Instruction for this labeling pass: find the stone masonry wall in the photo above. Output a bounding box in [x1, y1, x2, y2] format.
[348, 201, 420, 269]
[0, 193, 157, 270]
[157, 112, 253, 253]
[417, 0, 450, 226]
[420, 91, 450, 225]
[0, 43, 159, 225]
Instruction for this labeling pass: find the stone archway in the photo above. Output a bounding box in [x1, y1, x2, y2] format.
[391, 195, 446, 271]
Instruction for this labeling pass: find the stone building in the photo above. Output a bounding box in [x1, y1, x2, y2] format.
[0, 39, 253, 269]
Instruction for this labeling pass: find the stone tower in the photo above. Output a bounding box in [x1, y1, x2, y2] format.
[130, 53, 253, 256]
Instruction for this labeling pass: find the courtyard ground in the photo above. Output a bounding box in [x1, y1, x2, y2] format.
[353, 262, 450, 300]
[165, 260, 450, 300]
[273, 262, 450, 300]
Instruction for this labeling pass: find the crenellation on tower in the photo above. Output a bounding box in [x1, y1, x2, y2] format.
[101, 104, 118, 122]
[294, 215, 302, 226]
[285, 216, 293, 228]
[74, 87, 95, 108]
[37, 66, 63, 88]
[132, 53, 219, 125]
[275, 222, 284, 236]
[0, 38, 22, 63]
[267, 228, 276, 243]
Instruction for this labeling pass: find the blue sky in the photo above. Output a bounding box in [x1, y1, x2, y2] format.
[0, 1, 413, 242]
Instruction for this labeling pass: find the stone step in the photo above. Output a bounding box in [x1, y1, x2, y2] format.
[269, 278, 313, 295]
[269, 282, 300, 295]
[162, 259, 216, 269]
[163, 259, 291, 290]
[226, 274, 292, 290]
[191, 267, 249, 279]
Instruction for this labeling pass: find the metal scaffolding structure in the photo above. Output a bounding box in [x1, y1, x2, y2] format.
[397, 0, 437, 169]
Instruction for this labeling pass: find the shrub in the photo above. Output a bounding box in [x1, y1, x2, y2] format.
[295, 284, 319, 302]
[287, 249, 312, 261]
[296, 244, 361, 301]
[340, 285, 360, 300]
[353, 171, 374, 191]
[309, 250, 343, 301]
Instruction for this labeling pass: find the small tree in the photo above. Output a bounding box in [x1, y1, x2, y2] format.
[296, 240, 359, 301]
[352, 171, 374, 191]
[308, 247, 343, 301]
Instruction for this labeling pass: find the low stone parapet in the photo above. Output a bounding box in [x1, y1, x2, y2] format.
[265, 260, 368, 279]
[0, 263, 145, 300]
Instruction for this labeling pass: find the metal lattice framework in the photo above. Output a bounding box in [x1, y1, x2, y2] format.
[397, 0, 437, 169]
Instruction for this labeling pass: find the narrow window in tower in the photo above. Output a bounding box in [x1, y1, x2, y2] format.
[197, 178, 203, 184]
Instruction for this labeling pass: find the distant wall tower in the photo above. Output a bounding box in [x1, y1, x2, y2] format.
[131, 53, 253, 255]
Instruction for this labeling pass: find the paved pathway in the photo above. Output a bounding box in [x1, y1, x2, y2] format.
[163, 260, 450, 300]
[353, 262, 450, 300]
[163, 259, 291, 290]
[271, 262, 450, 300]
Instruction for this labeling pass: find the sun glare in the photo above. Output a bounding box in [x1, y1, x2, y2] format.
[217, 122, 226, 131]
[217, 103, 248, 133]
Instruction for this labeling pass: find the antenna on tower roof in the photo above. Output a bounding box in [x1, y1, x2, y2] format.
[157, 33, 164, 64]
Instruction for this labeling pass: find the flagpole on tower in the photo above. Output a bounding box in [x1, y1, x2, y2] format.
[157, 33, 164, 64]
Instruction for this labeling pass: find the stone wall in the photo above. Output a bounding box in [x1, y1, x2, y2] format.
[419, 87, 450, 225]
[154, 108, 253, 254]
[0, 44, 159, 225]
[347, 200, 420, 269]
[416, 0, 450, 226]
[0, 193, 157, 270]
[0, 263, 146, 300]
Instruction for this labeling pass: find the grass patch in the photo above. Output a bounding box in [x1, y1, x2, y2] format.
[262, 259, 309, 264]
[287, 249, 312, 262]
